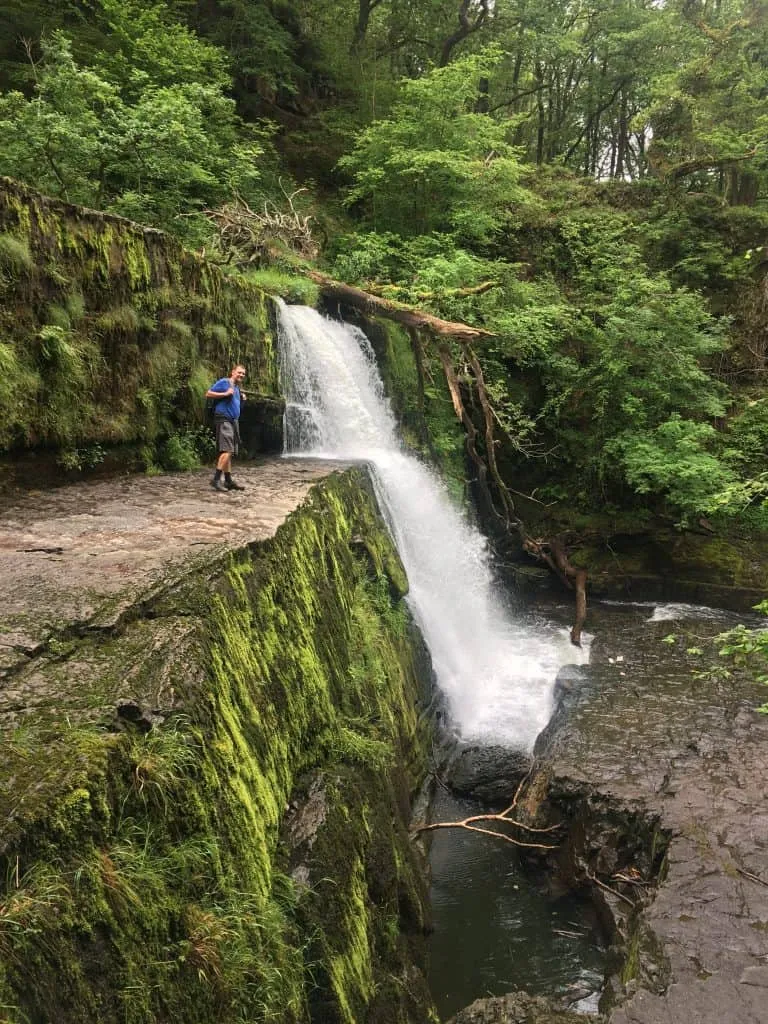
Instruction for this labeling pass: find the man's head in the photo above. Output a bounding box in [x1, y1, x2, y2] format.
[231, 364, 246, 384]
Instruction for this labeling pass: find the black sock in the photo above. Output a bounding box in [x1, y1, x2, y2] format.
[213, 469, 222, 481]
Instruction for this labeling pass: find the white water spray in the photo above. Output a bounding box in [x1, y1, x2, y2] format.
[277, 303, 587, 750]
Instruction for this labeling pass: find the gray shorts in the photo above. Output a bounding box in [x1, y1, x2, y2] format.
[214, 416, 239, 455]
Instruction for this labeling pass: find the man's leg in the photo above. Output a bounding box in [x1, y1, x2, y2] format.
[211, 451, 231, 491]
[212, 419, 235, 491]
[224, 422, 245, 490]
[224, 467, 245, 490]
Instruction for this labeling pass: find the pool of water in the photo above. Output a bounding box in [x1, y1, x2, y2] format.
[428, 790, 606, 1019]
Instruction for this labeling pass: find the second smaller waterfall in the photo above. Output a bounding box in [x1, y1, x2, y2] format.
[278, 302, 587, 750]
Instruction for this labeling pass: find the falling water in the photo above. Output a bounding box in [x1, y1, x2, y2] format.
[277, 302, 587, 750]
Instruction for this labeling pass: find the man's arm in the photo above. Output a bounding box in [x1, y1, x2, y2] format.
[206, 381, 234, 399]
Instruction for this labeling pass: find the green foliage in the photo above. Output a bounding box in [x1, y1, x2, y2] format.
[338, 50, 538, 241]
[610, 416, 736, 519]
[644, 1, 768, 198]
[243, 269, 320, 306]
[715, 601, 768, 713]
[96, 304, 140, 333]
[0, 231, 32, 271]
[56, 444, 105, 473]
[0, 24, 265, 243]
[159, 431, 202, 472]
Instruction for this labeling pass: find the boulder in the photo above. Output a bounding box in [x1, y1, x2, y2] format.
[444, 742, 533, 804]
[448, 991, 591, 1024]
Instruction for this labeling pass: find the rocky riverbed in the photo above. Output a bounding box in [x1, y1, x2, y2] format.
[443, 600, 768, 1024]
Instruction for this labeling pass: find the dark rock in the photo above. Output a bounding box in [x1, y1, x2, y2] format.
[444, 743, 533, 804]
[284, 773, 328, 854]
[115, 698, 165, 733]
[533, 666, 587, 757]
[527, 606, 768, 1024]
[448, 990, 591, 1024]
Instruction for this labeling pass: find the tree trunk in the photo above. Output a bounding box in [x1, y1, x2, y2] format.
[439, 0, 490, 66]
[350, 0, 386, 53]
[615, 86, 628, 179]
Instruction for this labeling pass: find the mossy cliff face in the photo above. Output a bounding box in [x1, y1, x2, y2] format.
[0, 177, 282, 463]
[0, 469, 437, 1024]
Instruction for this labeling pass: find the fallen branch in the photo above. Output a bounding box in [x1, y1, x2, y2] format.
[411, 769, 561, 850]
[734, 865, 768, 888]
[308, 271, 495, 343]
[364, 280, 500, 302]
[203, 186, 318, 265]
[586, 869, 636, 907]
[412, 813, 560, 851]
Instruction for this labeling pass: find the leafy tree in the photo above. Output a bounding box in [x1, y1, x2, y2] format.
[0, 13, 265, 242]
[643, 0, 768, 203]
[338, 50, 537, 239]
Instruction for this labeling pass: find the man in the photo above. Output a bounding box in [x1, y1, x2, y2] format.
[206, 364, 247, 492]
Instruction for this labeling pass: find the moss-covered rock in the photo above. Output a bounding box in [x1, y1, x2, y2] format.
[0, 469, 437, 1024]
[0, 177, 282, 463]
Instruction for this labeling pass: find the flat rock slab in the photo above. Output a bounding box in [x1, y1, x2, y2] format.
[0, 459, 348, 660]
[536, 604, 768, 1024]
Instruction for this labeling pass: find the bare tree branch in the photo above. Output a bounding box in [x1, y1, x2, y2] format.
[440, 0, 491, 66]
[202, 185, 317, 266]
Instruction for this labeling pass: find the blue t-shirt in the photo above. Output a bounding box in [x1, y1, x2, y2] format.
[210, 378, 241, 420]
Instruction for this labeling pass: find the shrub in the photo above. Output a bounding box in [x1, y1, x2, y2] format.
[160, 431, 201, 471]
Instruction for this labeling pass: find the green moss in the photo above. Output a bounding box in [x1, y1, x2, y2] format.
[0, 177, 281, 459]
[0, 470, 435, 1023]
[327, 856, 374, 1023]
[370, 318, 466, 497]
[0, 232, 33, 271]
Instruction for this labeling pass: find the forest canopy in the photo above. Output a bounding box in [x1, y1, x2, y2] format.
[0, 0, 767, 527]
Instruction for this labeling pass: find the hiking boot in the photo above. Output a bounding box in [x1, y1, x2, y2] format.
[225, 478, 245, 491]
[210, 477, 228, 492]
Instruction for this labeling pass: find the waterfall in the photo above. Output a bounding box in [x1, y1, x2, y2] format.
[277, 302, 587, 750]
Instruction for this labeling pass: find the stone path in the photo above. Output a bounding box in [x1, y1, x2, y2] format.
[0, 459, 348, 674]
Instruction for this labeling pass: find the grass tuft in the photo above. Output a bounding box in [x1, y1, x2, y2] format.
[0, 233, 33, 272]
